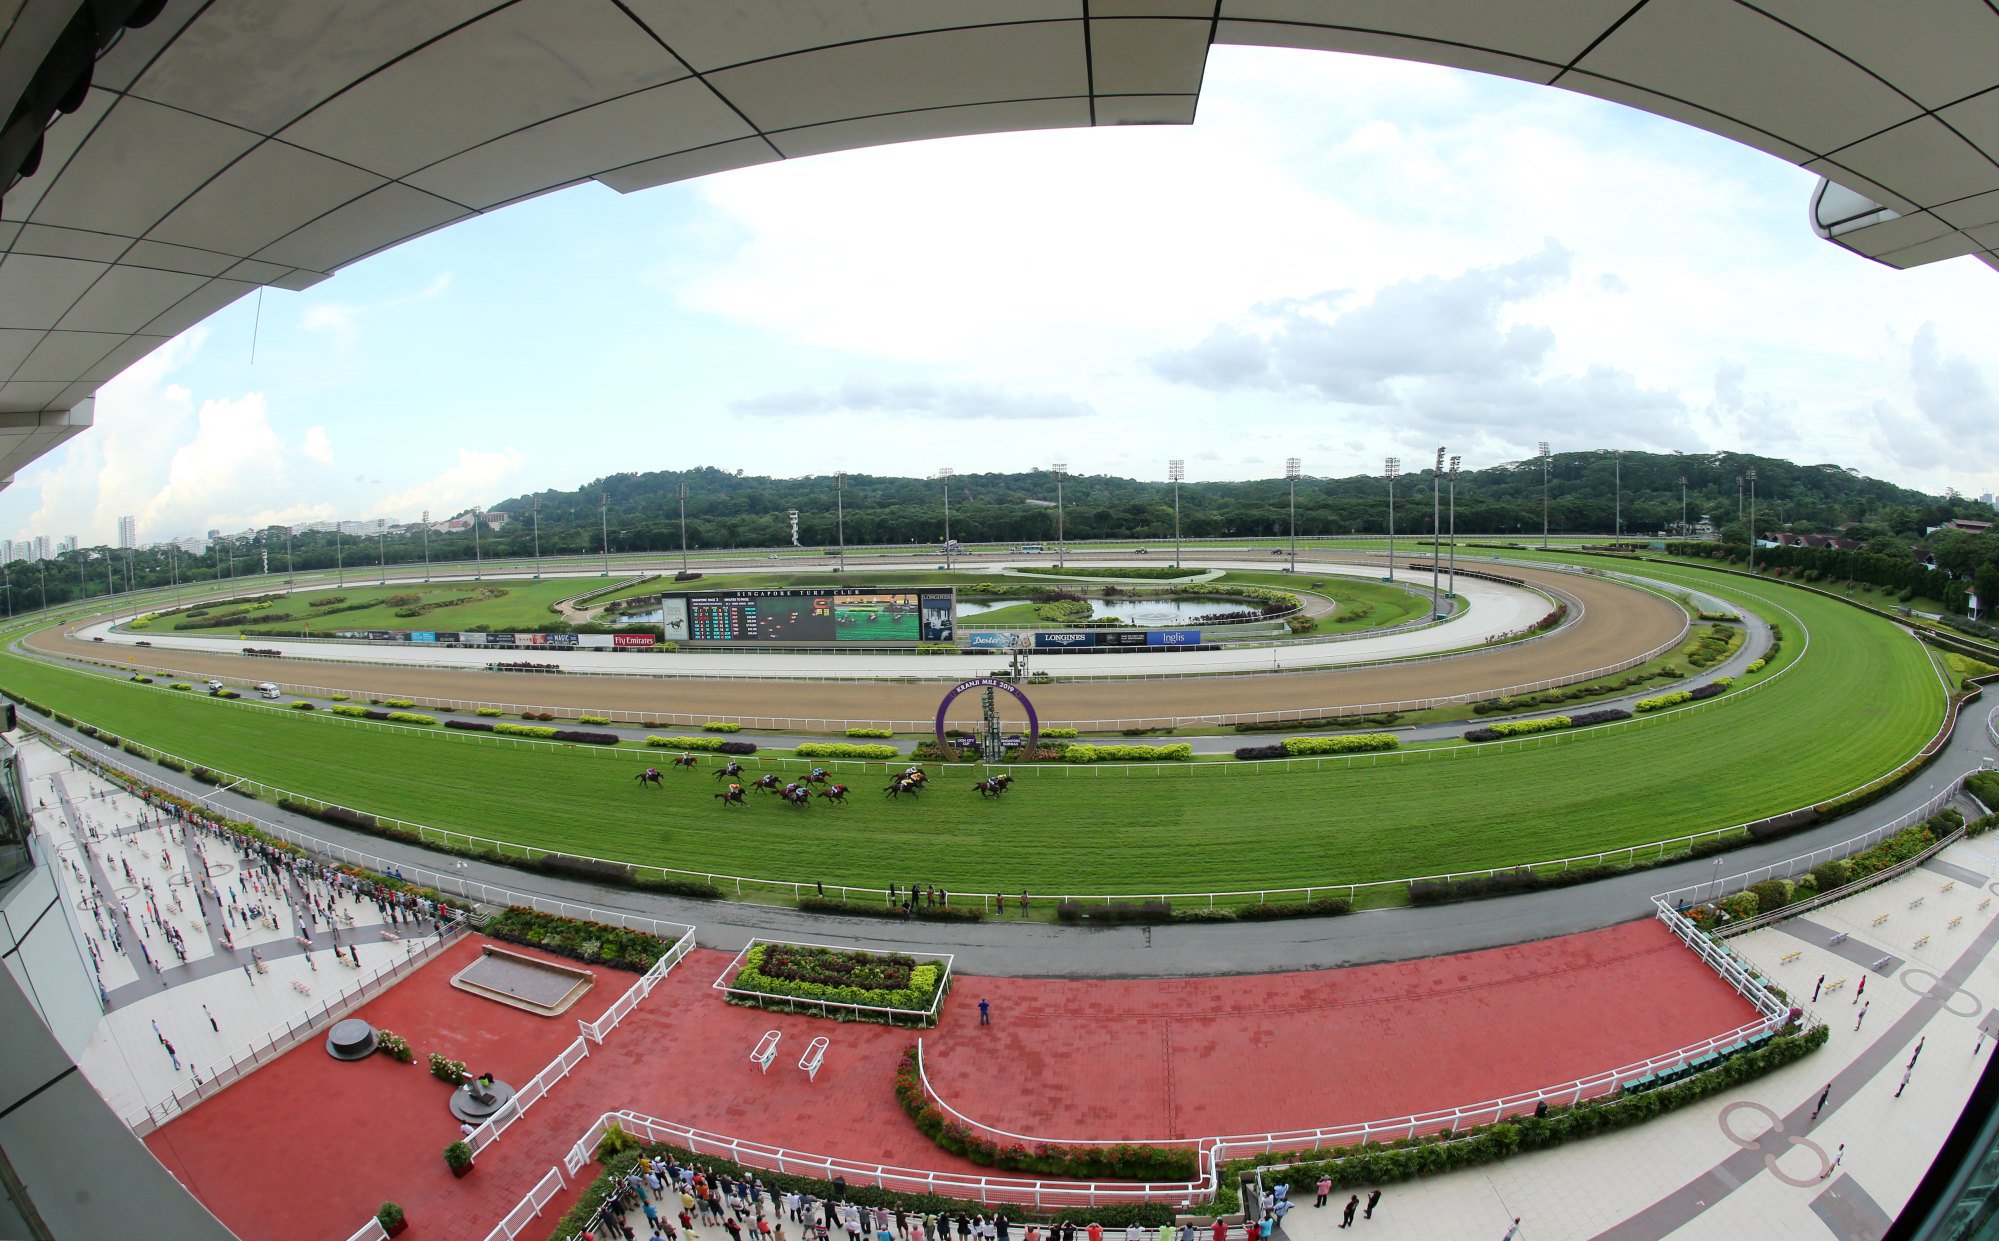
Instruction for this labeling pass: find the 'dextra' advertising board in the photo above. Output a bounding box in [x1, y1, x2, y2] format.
[965, 632, 1014, 649]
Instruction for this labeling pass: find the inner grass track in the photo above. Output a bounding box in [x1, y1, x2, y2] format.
[2, 559, 1949, 897]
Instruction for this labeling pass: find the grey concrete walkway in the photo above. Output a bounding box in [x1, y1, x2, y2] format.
[29, 690, 1995, 979]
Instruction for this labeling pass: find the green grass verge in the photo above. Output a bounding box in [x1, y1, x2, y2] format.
[0, 558, 1947, 896]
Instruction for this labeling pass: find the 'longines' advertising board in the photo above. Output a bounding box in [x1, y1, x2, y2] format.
[679, 589, 953, 643]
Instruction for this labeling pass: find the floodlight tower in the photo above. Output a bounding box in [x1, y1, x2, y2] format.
[677, 484, 690, 573]
[1613, 449, 1623, 544]
[937, 468, 955, 569]
[834, 471, 847, 572]
[1446, 454, 1461, 597]
[334, 525, 344, 586]
[1384, 457, 1401, 580]
[1052, 463, 1067, 567]
[531, 496, 542, 578]
[1284, 457, 1301, 572]
[1747, 468, 1759, 574]
[377, 519, 386, 585]
[1538, 442, 1551, 549]
[599, 491, 610, 575]
[471, 508, 483, 579]
[1169, 459, 1185, 570]
[285, 525, 294, 579]
[420, 509, 430, 581]
[1430, 447, 1444, 614]
[1678, 475, 1688, 538]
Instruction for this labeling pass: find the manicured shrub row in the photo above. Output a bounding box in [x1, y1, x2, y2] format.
[1409, 861, 1630, 906]
[1216, 1025, 1827, 1207]
[1283, 734, 1399, 756]
[481, 905, 675, 972]
[701, 721, 741, 732]
[1465, 716, 1568, 742]
[795, 743, 900, 759]
[290, 700, 315, 710]
[1969, 770, 1999, 814]
[759, 942, 915, 990]
[474, 707, 503, 717]
[1692, 812, 1960, 928]
[445, 719, 619, 745]
[796, 896, 986, 923]
[729, 943, 944, 1023]
[1636, 677, 1732, 712]
[644, 736, 759, 754]
[1470, 669, 1671, 715]
[1684, 623, 1739, 669]
[578, 715, 611, 726]
[895, 1047, 1198, 1181]
[844, 728, 894, 738]
[1235, 712, 1401, 732]
[384, 711, 438, 726]
[1040, 727, 1079, 738]
[379, 698, 416, 708]
[1061, 743, 1191, 763]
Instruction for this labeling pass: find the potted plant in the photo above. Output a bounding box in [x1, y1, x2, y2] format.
[376, 1202, 407, 1237]
[444, 1139, 474, 1178]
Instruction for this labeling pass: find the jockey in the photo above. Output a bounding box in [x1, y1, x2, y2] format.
[810, 767, 828, 780]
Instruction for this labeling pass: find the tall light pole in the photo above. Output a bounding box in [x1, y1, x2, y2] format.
[1613, 449, 1623, 544]
[377, 519, 386, 585]
[1736, 475, 1744, 521]
[471, 509, 482, 579]
[1052, 463, 1067, 567]
[1747, 468, 1758, 575]
[1284, 458, 1301, 572]
[1168, 459, 1185, 570]
[285, 525, 294, 580]
[1678, 475, 1688, 538]
[834, 472, 846, 571]
[677, 484, 690, 574]
[1538, 442, 1551, 549]
[531, 496, 542, 578]
[1385, 457, 1400, 581]
[1447, 454, 1461, 597]
[420, 510, 430, 581]
[937, 468, 955, 569]
[334, 526, 343, 586]
[1430, 447, 1444, 613]
[599, 491, 610, 575]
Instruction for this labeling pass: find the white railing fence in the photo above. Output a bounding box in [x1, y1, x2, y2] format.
[578, 928, 696, 1044]
[464, 1036, 591, 1157]
[483, 1165, 568, 1241]
[343, 1217, 389, 1241]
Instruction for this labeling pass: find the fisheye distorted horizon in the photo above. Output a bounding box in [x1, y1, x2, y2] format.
[6, 44, 1998, 548]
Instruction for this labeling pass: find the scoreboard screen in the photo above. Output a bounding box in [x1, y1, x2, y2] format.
[682, 589, 953, 643]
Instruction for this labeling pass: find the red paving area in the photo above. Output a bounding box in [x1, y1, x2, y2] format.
[143, 919, 1756, 1241]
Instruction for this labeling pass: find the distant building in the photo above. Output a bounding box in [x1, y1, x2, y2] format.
[1928, 518, 1995, 535]
[1, 540, 12, 564]
[32, 536, 48, 561]
[117, 515, 136, 548]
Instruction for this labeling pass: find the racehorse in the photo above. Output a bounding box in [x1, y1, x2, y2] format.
[751, 774, 782, 792]
[634, 768, 663, 788]
[884, 776, 922, 799]
[806, 768, 830, 784]
[714, 760, 746, 780]
[902, 766, 928, 785]
[973, 775, 1010, 798]
[783, 786, 811, 807]
[815, 783, 849, 804]
[714, 784, 746, 806]
[668, 754, 699, 770]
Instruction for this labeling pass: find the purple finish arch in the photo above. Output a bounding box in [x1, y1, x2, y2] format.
[934, 677, 1039, 762]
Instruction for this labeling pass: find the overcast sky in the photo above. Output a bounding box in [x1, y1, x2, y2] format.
[7, 45, 1999, 548]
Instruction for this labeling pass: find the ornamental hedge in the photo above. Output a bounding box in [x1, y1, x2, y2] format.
[1463, 709, 1632, 743]
[1061, 743, 1191, 763]
[794, 743, 900, 759]
[895, 1047, 1198, 1181]
[701, 721, 742, 732]
[1214, 1024, 1826, 1208]
[844, 728, 894, 738]
[1280, 733, 1399, 756]
[1637, 677, 1733, 712]
[445, 719, 619, 745]
[644, 736, 759, 754]
[729, 943, 946, 1024]
[482, 905, 675, 972]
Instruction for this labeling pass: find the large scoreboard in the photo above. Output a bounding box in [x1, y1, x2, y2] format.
[682, 589, 953, 644]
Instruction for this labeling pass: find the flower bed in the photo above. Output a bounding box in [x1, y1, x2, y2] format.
[724, 941, 949, 1026]
[481, 906, 675, 972]
[895, 1047, 1198, 1180]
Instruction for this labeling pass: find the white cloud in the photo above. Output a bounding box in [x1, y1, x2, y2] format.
[370, 447, 528, 522]
[733, 377, 1092, 421]
[299, 273, 453, 345]
[300, 425, 335, 465]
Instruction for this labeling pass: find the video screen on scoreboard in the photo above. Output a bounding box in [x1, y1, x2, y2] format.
[682, 589, 952, 643]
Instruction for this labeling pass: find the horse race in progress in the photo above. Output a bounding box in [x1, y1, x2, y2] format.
[1, 6, 1996, 1241]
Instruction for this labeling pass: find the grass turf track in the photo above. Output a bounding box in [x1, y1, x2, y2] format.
[1, 560, 1946, 896]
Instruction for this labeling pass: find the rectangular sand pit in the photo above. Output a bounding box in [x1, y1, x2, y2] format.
[452, 945, 595, 1015]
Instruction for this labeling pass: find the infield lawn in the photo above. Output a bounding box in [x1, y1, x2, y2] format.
[0, 561, 1948, 895]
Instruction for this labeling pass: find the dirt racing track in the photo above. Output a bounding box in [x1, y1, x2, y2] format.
[22, 555, 1689, 731]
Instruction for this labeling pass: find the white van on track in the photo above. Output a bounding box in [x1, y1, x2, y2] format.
[255, 682, 280, 700]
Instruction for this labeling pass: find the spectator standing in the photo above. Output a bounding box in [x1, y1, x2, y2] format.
[1314, 1176, 1331, 1207]
[1340, 1196, 1358, 1228]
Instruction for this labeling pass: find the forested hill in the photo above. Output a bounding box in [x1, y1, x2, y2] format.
[488, 452, 1982, 550]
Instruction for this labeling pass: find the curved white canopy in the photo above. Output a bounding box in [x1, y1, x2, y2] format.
[1, 1, 1995, 484]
